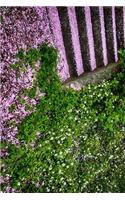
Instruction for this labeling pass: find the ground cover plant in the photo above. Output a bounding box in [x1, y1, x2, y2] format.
[1, 44, 125, 193]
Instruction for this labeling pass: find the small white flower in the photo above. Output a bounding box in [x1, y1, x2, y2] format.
[109, 155, 113, 160]
[49, 166, 52, 170]
[75, 117, 77, 121]
[46, 188, 50, 192]
[36, 131, 41, 138]
[17, 182, 20, 186]
[63, 182, 66, 185]
[36, 182, 40, 188]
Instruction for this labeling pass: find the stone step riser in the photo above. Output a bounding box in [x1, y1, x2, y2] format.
[47, 7, 125, 81]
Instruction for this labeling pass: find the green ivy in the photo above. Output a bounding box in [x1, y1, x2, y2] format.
[1, 44, 125, 193]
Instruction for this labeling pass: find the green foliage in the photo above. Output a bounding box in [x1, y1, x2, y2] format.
[16, 48, 25, 60]
[0, 15, 3, 23]
[25, 86, 37, 99]
[119, 49, 125, 65]
[1, 44, 125, 193]
[8, 103, 16, 112]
